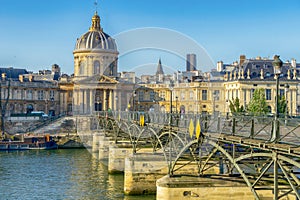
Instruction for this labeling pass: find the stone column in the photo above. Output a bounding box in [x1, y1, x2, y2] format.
[73, 90, 77, 114]
[103, 89, 107, 111]
[109, 90, 113, 110]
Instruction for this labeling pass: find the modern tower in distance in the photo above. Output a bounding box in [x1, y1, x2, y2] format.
[186, 54, 197, 71]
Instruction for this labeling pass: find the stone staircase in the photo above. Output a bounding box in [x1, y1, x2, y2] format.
[33, 117, 76, 135]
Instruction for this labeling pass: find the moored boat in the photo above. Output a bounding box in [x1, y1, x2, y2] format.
[0, 135, 57, 150]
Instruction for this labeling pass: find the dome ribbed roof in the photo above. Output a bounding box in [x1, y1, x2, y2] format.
[74, 12, 117, 52]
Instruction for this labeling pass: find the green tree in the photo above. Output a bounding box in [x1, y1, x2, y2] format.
[247, 88, 269, 115]
[278, 95, 287, 116]
[229, 97, 244, 114]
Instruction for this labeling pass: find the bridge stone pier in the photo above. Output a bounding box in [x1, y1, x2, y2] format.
[98, 135, 114, 162]
[124, 153, 167, 195]
[156, 176, 297, 200]
[92, 133, 102, 153]
[108, 143, 133, 173]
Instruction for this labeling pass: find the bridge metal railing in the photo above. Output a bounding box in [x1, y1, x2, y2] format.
[87, 111, 300, 146]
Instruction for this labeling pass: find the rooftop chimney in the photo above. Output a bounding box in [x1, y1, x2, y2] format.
[19, 75, 24, 82]
[239, 55, 246, 66]
[29, 75, 34, 82]
[1, 73, 6, 80]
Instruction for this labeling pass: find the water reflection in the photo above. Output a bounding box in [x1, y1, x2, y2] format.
[0, 149, 155, 200]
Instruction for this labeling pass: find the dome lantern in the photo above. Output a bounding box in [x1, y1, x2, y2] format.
[89, 11, 102, 32]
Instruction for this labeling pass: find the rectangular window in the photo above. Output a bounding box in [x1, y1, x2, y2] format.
[279, 89, 285, 98]
[50, 90, 55, 100]
[150, 91, 155, 101]
[38, 90, 44, 100]
[202, 90, 207, 100]
[138, 91, 144, 101]
[266, 89, 271, 100]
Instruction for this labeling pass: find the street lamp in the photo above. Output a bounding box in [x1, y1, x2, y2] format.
[175, 96, 178, 113]
[284, 84, 289, 125]
[169, 81, 174, 114]
[271, 55, 283, 142]
[213, 91, 217, 117]
[169, 81, 174, 126]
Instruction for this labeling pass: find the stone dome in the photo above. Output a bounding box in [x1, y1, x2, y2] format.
[74, 12, 117, 52]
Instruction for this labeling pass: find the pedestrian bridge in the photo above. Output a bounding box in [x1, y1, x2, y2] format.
[76, 111, 300, 199]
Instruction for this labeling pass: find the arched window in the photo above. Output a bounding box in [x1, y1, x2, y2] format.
[94, 61, 100, 74]
[79, 61, 85, 75]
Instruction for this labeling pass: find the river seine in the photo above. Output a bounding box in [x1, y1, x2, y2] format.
[0, 149, 155, 200]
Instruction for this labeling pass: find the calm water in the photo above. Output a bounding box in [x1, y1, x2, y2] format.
[0, 149, 155, 200]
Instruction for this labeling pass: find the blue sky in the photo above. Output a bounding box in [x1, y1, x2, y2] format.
[0, 0, 300, 74]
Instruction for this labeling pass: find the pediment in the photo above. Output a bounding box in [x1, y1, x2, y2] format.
[98, 75, 118, 84]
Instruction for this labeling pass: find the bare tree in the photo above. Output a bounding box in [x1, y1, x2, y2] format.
[0, 78, 11, 137]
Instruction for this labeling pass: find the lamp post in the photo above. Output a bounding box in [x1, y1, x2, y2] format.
[271, 55, 282, 142]
[284, 84, 289, 125]
[169, 81, 174, 126]
[213, 91, 216, 117]
[175, 96, 178, 113]
[168, 80, 175, 176]
[169, 81, 174, 114]
[271, 55, 283, 200]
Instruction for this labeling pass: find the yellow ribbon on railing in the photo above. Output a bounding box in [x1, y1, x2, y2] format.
[140, 115, 145, 127]
[189, 119, 194, 138]
[196, 119, 201, 139]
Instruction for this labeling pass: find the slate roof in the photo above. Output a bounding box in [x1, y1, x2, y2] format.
[0, 68, 29, 80]
[226, 59, 300, 82]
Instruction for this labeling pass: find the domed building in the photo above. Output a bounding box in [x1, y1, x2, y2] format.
[73, 11, 118, 79]
[72, 12, 134, 115]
